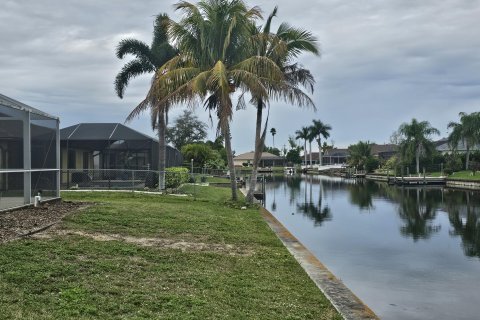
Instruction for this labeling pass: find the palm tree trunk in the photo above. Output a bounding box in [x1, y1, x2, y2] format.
[222, 123, 238, 201]
[416, 146, 420, 175]
[318, 137, 322, 166]
[304, 140, 307, 167]
[466, 147, 471, 170]
[309, 141, 312, 168]
[247, 102, 264, 203]
[158, 109, 166, 190]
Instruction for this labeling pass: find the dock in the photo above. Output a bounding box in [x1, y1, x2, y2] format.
[388, 176, 446, 186]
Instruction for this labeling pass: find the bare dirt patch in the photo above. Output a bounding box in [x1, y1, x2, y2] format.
[35, 229, 253, 256]
[0, 201, 90, 243]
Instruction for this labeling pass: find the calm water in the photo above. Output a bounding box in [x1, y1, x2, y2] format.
[263, 175, 480, 320]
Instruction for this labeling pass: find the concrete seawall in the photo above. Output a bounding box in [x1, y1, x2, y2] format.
[240, 188, 378, 319]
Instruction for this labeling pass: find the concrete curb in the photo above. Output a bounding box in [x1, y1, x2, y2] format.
[260, 207, 378, 320]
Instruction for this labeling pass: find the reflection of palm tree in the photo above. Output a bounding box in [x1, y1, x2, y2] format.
[397, 188, 441, 241]
[447, 191, 480, 258]
[296, 174, 332, 226]
[347, 180, 377, 210]
[271, 186, 277, 211]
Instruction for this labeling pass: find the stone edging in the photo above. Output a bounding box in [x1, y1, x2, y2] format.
[259, 206, 378, 320]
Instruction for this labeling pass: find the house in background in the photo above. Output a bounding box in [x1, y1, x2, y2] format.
[60, 123, 182, 174]
[370, 144, 397, 160]
[0, 93, 60, 211]
[305, 144, 397, 166]
[234, 152, 285, 167]
[435, 138, 480, 154]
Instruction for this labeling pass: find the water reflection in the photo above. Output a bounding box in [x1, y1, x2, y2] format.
[264, 175, 480, 319]
[445, 191, 480, 258]
[265, 174, 480, 258]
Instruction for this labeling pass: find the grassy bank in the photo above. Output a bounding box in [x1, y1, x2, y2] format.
[0, 187, 339, 319]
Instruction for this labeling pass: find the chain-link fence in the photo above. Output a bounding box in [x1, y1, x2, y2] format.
[61, 169, 163, 191]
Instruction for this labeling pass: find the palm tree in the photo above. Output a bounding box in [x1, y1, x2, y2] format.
[307, 126, 317, 167]
[448, 112, 480, 170]
[310, 120, 331, 166]
[398, 119, 440, 175]
[115, 14, 177, 190]
[348, 141, 372, 171]
[270, 127, 277, 147]
[245, 7, 318, 203]
[148, 0, 283, 201]
[295, 127, 310, 167]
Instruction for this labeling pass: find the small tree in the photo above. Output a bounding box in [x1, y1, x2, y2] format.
[166, 110, 208, 149]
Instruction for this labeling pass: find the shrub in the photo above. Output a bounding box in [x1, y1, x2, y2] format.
[165, 167, 189, 188]
[145, 172, 159, 189]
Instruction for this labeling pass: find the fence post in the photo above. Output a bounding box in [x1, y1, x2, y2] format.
[132, 170, 135, 192]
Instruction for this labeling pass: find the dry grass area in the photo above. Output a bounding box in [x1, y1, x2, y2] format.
[0, 201, 89, 243]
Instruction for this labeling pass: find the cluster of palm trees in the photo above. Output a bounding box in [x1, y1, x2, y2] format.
[114, 0, 319, 203]
[396, 112, 480, 174]
[295, 120, 332, 167]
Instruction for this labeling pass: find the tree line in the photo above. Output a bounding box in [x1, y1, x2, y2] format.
[348, 112, 480, 175]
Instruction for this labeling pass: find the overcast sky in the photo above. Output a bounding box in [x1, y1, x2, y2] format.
[1, 0, 479, 153]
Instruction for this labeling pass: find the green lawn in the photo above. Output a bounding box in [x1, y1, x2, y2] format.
[447, 170, 480, 180]
[424, 170, 480, 180]
[0, 188, 339, 319]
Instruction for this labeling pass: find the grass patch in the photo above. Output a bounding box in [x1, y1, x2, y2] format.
[0, 188, 339, 319]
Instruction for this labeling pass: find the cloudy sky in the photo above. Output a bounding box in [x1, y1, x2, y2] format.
[1, 0, 479, 153]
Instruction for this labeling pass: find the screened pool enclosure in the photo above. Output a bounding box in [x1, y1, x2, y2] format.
[0, 93, 59, 211]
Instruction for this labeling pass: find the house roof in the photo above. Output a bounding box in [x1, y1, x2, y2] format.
[60, 123, 154, 141]
[234, 151, 284, 161]
[436, 140, 480, 152]
[0, 93, 58, 119]
[370, 144, 397, 155]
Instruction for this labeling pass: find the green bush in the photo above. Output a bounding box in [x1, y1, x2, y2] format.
[165, 167, 190, 188]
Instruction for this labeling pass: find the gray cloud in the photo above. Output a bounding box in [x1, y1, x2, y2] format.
[1, 0, 479, 153]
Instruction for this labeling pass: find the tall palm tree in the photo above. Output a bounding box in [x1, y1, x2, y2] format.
[399, 118, 440, 175]
[310, 119, 331, 166]
[448, 112, 480, 170]
[307, 126, 317, 167]
[148, 0, 283, 201]
[270, 127, 277, 147]
[115, 14, 177, 190]
[295, 126, 310, 167]
[245, 7, 319, 203]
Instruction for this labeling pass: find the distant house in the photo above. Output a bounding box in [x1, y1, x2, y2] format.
[60, 123, 182, 172]
[233, 152, 285, 167]
[370, 144, 397, 160]
[305, 149, 349, 165]
[305, 144, 397, 165]
[435, 138, 480, 154]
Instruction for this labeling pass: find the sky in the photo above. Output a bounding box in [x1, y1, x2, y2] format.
[1, 0, 479, 153]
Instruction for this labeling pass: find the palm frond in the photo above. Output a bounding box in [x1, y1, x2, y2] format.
[114, 58, 154, 98]
[116, 39, 153, 61]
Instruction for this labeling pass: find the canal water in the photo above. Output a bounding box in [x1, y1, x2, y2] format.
[263, 175, 480, 320]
